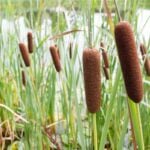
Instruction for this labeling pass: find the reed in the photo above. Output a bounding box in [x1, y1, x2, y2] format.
[83, 48, 101, 113]
[115, 21, 143, 103]
[19, 43, 31, 67]
[49, 45, 61, 72]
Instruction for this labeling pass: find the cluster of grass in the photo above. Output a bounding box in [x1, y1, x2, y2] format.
[1, 0, 150, 18]
[0, 0, 150, 149]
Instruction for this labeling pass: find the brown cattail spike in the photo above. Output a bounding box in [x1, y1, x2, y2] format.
[27, 32, 33, 53]
[103, 67, 109, 80]
[69, 42, 72, 59]
[102, 51, 109, 68]
[83, 48, 101, 113]
[140, 44, 150, 76]
[50, 45, 61, 72]
[100, 42, 109, 68]
[55, 45, 60, 59]
[19, 43, 30, 67]
[100, 42, 104, 48]
[140, 44, 146, 56]
[115, 21, 143, 103]
[22, 70, 26, 86]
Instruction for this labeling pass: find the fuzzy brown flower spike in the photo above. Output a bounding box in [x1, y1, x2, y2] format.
[19, 43, 30, 67]
[22, 70, 26, 86]
[69, 42, 72, 59]
[140, 44, 150, 76]
[103, 67, 109, 80]
[115, 21, 143, 103]
[55, 45, 60, 59]
[27, 32, 33, 53]
[100, 42, 109, 67]
[50, 45, 61, 72]
[83, 48, 101, 113]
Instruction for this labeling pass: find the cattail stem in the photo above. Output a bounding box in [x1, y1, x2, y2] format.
[113, 0, 122, 21]
[127, 98, 145, 150]
[127, 100, 137, 150]
[88, 0, 92, 48]
[93, 113, 98, 150]
[103, 0, 114, 34]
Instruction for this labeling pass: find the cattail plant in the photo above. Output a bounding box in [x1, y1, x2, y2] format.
[140, 44, 150, 76]
[49, 45, 61, 72]
[115, 21, 143, 103]
[100, 42, 109, 80]
[19, 43, 30, 67]
[55, 44, 60, 59]
[115, 21, 145, 150]
[27, 32, 33, 53]
[22, 70, 26, 86]
[83, 48, 101, 113]
[103, 67, 109, 80]
[69, 42, 72, 59]
[100, 42, 109, 68]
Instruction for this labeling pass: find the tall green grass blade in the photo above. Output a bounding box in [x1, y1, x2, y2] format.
[127, 98, 145, 150]
[99, 67, 121, 150]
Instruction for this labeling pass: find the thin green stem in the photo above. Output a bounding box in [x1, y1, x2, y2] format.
[114, 0, 122, 21]
[88, 0, 92, 48]
[127, 98, 145, 150]
[93, 113, 98, 150]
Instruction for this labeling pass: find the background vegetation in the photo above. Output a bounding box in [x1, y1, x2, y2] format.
[0, 0, 150, 149]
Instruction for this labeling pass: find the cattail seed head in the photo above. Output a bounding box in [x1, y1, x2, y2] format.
[100, 42, 104, 48]
[19, 43, 30, 67]
[140, 44, 146, 56]
[115, 21, 143, 103]
[55, 45, 60, 59]
[102, 51, 109, 68]
[69, 42, 72, 59]
[57, 49, 60, 59]
[140, 44, 150, 76]
[103, 67, 109, 80]
[22, 70, 26, 86]
[27, 32, 33, 53]
[50, 45, 61, 72]
[83, 48, 101, 113]
[100, 42, 109, 68]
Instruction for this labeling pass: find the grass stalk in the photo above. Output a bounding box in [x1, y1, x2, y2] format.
[99, 67, 121, 150]
[117, 112, 129, 150]
[88, 0, 92, 48]
[93, 113, 98, 150]
[127, 99, 137, 150]
[127, 98, 145, 150]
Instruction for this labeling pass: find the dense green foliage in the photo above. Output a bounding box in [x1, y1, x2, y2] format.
[0, 0, 150, 149]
